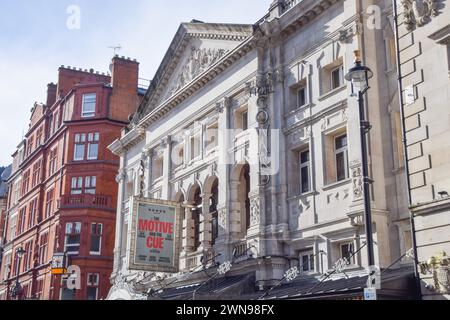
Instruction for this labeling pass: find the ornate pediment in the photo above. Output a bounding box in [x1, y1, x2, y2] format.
[166, 46, 229, 99]
[133, 22, 253, 125]
[401, 0, 439, 31]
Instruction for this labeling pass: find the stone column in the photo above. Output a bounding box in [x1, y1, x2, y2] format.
[111, 163, 126, 281]
[199, 193, 213, 251]
[181, 201, 195, 254]
[215, 97, 232, 260]
[161, 136, 172, 200]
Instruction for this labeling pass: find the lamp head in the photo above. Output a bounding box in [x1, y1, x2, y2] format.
[345, 50, 373, 92]
[16, 247, 26, 258]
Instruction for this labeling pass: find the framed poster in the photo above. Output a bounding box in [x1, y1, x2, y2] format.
[127, 197, 182, 273]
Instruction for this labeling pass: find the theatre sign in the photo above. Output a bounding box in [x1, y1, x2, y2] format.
[128, 197, 182, 273]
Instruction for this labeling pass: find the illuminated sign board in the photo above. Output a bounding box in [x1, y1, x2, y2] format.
[127, 197, 182, 273]
[51, 253, 67, 275]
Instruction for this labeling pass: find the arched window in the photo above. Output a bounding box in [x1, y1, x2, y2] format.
[192, 186, 202, 251]
[210, 179, 219, 245]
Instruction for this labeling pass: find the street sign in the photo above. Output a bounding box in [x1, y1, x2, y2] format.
[127, 197, 182, 273]
[51, 253, 67, 275]
[364, 288, 377, 300]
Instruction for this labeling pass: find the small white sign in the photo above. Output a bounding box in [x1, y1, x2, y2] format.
[364, 288, 377, 300]
[404, 85, 415, 105]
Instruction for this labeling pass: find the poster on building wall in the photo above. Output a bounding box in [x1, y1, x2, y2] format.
[127, 197, 182, 273]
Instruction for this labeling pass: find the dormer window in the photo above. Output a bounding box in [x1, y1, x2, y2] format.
[82, 93, 96, 118]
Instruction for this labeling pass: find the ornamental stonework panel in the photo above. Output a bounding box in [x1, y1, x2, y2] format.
[401, 0, 440, 31]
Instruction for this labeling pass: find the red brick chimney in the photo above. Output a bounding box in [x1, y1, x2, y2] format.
[109, 56, 140, 122]
[46, 83, 57, 107]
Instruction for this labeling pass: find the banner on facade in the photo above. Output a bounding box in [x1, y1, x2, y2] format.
[127, 197, 182, 273]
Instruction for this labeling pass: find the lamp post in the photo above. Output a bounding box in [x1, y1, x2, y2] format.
[345, 50, 376, 268]
[11, 246, 26, 300]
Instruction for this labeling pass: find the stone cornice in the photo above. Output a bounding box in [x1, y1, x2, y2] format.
[109, 127, 146, 156]
[275, 0, 342, 39]
[411, 197, 450, 216]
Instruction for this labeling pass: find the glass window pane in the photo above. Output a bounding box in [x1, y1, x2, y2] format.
[298, 87, 306, 106]
[336, 152, 346, 181]
[87, 287, 97, 300]
[335, 135, 348, 149]
[301, 150, 309, 164]
[88, 143, 98, 160]
[302, 255, 309, 272]
[301, 166, 310, 193]
[74, 144, 85, 161]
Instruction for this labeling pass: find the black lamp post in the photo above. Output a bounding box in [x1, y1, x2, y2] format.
[345, 50, 376, 268]
[11, 246, 26, 300]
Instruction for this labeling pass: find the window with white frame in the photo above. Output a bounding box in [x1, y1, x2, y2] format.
[38, 232, 49, 266]
[300, 149, 311, 194]
[205, 122, 218, 152]
[151, 152, 164, 182]
[1, 253, 11, 281]
[241, 110, 248, 131]
[331, 65, 344, 90]
[300, 250, 315, 273]
[74, 134, 86, 161]
[190, 132, 201, 160]
[85, 176, 97, 194]
[87, 273, 99, 300]
[71, 177, 83, 195]
[340, 242, 355, 265]
[335, 134, 349, 182]
[172, 142, 184, 169]
[90, 223, 103, 255]
[9, 214, 17, 241]
[64, 222, 82, 255]
[87, 133, 99, 160]
[82, 93, 96, 118]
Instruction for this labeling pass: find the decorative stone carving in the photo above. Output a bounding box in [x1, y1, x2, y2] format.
[169, 47, 228, 96]
[218, 208, 227, 229]
[250, 197, 261, 226]
[401, 0, 439, 31]
[350, 160, 364, 201]
[338, 23, 362, 44]
[419, 251, 450, 294]
[298, 197, 311, 214]
[115, 169, 126, 183]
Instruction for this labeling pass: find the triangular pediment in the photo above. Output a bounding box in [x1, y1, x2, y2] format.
[135, 22, 253, 121]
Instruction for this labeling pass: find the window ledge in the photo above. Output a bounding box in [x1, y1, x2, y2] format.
[322, 178, 351, 191]
[285, 103, 314, 118]
[318, 85, 347, 102]
[287, 191, 317, 201]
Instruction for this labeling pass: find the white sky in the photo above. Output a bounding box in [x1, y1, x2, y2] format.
[0, 0, 269, 166]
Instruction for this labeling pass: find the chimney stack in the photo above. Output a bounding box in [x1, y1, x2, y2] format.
[46, 83, 57, 107]
[109, 56, 140, 122]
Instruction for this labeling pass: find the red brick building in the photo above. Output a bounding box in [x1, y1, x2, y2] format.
[0, 56, 143, 300]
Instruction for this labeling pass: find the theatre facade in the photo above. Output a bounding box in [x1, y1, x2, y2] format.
[107, 0, 420, 300]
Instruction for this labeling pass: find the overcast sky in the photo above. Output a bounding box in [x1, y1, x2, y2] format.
[0, 0, 269, 166]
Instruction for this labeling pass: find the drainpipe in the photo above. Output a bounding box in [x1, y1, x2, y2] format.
[391, 0, 422, 299]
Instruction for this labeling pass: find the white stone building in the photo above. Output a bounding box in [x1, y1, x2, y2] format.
[107, 0, 420, 300]
[396, 0, 450, 300]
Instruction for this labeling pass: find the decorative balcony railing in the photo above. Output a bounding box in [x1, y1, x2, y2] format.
[233, 241, 248, 259]
[59, 194, 113, 211]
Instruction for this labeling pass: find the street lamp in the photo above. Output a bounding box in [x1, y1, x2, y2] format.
[11, 246, 26, 300]
[345, 50, 376, 268]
